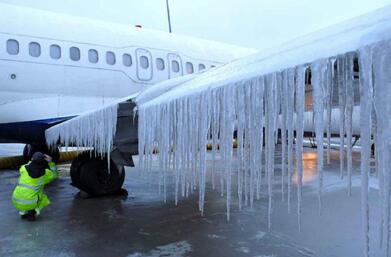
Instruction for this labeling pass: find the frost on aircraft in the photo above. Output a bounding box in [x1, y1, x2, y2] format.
[46, 5, 391, 257]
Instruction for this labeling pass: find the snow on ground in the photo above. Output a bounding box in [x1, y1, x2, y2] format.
[127, 241, 192, 257]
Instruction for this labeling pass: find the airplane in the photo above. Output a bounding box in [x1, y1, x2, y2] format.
[0, 3, 257, 194]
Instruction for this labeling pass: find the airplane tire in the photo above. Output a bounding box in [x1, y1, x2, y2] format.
[70, 152, 89, 189]
[23, 144, 60, 163]
[70, 153, 125, 196]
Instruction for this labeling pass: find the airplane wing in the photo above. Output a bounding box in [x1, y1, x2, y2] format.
[45, 73, 200, 167]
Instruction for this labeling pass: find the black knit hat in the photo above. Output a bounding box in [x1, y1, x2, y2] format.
[27, 152, 47, 178]
[31, 152, 45, 164]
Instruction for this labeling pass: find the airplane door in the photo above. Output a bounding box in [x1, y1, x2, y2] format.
[168, 53, 183, 79]
[136, 48, 153, 81]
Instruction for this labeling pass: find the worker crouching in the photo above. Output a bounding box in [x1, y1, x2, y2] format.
[12, 152, 58, 221]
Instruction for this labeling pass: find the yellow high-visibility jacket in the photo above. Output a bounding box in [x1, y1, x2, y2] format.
[12, 161, 58, 212]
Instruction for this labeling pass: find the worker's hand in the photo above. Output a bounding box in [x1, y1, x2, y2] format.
[43, 154, 53, 162]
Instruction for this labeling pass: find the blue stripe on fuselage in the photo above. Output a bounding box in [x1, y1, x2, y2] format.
[0, 117, 74, 144]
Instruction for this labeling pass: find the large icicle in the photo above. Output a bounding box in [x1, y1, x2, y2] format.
[295, 65, 306, 231]
[286, 68, 295, 213]
[281, 71, 288, 202]
[358, 45, 373, 257]
[265, 73, 277, 231]
[373, 40, 391, 257]
[337, 55, 347, 179]
[311, 59, 327, 214]
[236, 84, 245, 210]
[345, 53, 355, 196]
[325, 59, 334, 165]
[222, 85, 236, 221]
[255, 77, 264, 201]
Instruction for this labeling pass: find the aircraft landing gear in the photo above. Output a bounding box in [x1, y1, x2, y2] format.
[23, 144, 60, 162]
[70, 152, 125, 196]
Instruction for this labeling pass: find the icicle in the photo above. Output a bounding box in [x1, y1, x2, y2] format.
[218, 88, 225, 198]
[311, 59, 327, 215]
[295, 65, 306, 232]
[255, 76, 265, 201]
[345, 53, 355, 196]
[265, 73, 277, 231]
[211, 90, 219, 191]
[358, 45, 373, 257]
[243, 81, 251, 207]
[220, 85, 235, 221]
[236, 85, 245, 210]
[325, 59, 335, 165]
[174, 101, 180, 205]
[373, 40, 391, 257]
[286, 68, 295, 213]
[337, 55, 347, 179]
[280, 72, 287, 202]
[374, 111, 385, 248]
[249, 79, 257, 208]
[198, 92, 209, 215]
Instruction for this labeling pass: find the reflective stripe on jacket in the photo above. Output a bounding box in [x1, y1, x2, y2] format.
[12, 161, 58, 211]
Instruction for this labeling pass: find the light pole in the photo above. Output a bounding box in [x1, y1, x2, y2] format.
[166, 0, 172, 33]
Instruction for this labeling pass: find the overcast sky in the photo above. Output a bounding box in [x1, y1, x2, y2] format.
[0, 0, 390, 49]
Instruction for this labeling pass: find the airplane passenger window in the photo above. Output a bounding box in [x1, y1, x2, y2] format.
[123, 54, 132, 67]
[89, 49, 99, 63]
[6, 39, 19, 55]
[29, 42, 41, 57]
[172, 60, 179, 72]
[186, 62, 194, 74]
[156, 58, 165, 70]
[70, 47, 80, 61]
[198, 64, 206, 71]
[106, 51, 116, 65]
[50, 45, 61, 59]
[140, 56, 149, 69]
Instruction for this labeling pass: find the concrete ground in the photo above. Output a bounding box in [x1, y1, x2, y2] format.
[0, 147, 383, 257]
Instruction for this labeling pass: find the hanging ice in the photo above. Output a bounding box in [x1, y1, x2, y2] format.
[372, 40, 391, 257]
[358, 44, 373, 257]
[311, 59, 327, 214]
[295, 66, 305, 231]
[45, 103, 118, 158]
[337, 55, 347, 179]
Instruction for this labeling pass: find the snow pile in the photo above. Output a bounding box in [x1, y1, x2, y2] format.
[138, 6, 391, 257]
[45, 103, 118, 157]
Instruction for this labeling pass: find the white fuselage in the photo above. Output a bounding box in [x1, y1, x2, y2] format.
[0, 3, 256, 128]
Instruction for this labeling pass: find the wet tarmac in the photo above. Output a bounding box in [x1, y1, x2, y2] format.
[0, 148, 382, 257]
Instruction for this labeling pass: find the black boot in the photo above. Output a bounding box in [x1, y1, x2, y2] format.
[21, 210, 36, 221]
